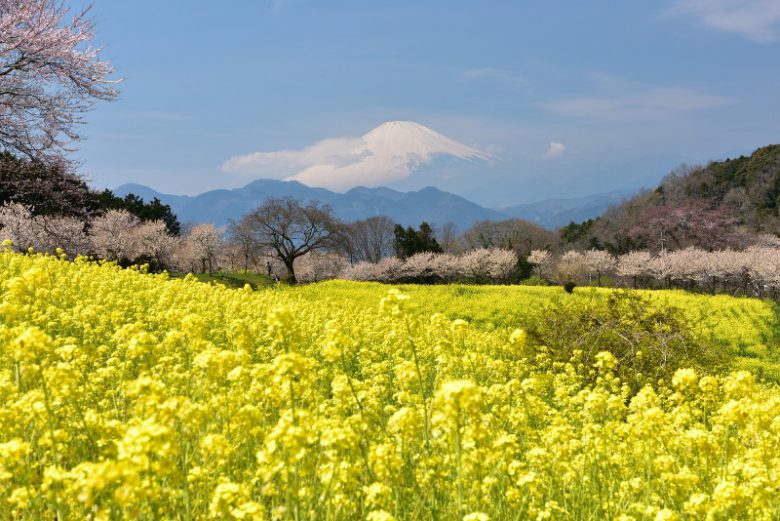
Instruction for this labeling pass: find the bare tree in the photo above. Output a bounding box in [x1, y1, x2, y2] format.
[435, 222, 462, 253]
[240, 198, 343, 283]
[345, 215, 395, 264]
[463, 219, 558, 259]
[227, 218, 262, 272]
[0, 0, 118, 166]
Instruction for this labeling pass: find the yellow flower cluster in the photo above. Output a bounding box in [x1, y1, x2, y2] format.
[1, 251, 779, 519]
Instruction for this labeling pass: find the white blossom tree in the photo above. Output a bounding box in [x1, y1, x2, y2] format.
[527, 249, 552, 279]
[177, 224, 224, 274]
[550, 250, 588, 290]
[0, 202, 88, 255]
[296, 252, 349, 283]
[133, 219, 179, 268]
[89, 209, 139, 262]
[582, 249, 616, 285]
[616, 251, 653, 288]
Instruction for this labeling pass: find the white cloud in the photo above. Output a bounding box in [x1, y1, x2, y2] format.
[667, 0, 780, 43]
[221, 121, 494, 191]
[543, 142, 566, 158]
[221, 137, 365, 173]
[543, 86, 734, 121]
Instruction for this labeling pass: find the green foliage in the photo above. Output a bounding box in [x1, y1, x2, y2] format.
[709, 144, 780, 189]
[515, 255, 533, 280]
[393, 221, 443, 259]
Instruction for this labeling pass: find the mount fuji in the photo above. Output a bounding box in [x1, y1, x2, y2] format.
[221, 120, 495, 191]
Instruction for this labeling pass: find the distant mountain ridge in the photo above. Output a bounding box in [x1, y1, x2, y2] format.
[498, 190, 635, 228]
[115, 180, 507, 230]
[115, 179, 638, 230]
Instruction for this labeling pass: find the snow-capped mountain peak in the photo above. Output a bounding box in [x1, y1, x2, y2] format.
[361, 120, 493, 162]
[222, 120, 494, 191]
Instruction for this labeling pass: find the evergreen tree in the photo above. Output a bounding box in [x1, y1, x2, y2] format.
[393, 222, 443, 259]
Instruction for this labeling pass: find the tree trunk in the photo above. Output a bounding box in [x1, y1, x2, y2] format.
[284, 257, 296, 284]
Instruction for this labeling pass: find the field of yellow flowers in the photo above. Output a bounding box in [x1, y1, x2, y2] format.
[1, 250, 780, 520]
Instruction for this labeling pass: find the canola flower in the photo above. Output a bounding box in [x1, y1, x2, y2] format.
[0, 250, 779, 519]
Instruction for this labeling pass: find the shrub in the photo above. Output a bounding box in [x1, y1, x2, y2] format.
[519, 275, 549, 286]
[526, 290, 730, 390]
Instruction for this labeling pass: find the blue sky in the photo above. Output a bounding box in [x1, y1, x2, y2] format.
[75, 0, 780, 207]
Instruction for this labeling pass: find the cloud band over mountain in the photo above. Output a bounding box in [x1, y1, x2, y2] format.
[221, 121, 494, 191]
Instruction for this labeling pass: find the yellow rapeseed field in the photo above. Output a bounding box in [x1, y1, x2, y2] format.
[1, 248, 780, 520]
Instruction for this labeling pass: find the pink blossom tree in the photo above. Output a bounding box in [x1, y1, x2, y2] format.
[0, 0, 118, 165]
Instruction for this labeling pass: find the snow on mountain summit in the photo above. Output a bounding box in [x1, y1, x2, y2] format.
[221, 121, 494, 191]
[361, 121, 493, 162]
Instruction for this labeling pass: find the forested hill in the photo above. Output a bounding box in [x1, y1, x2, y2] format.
[562, 144, 780, 253]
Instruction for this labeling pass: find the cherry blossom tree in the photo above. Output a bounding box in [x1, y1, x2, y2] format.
[0, 201, 88, 254]
[582, 249, 616, 285]
[177, 224, 224, 274]
[295, 252, 349, 283]
[527, 249, 551, 279]
[0, 0, 118, 165]
[89, 209, 139, 262]
[401, 252, 439, 281]
[550, 250, 588, 291]
[133, 219, 179, 269]
[428, 253, 460, 282]
[616, 251, 652, 288]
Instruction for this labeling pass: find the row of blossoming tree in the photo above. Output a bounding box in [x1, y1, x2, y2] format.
[528, 246, 780, 297]
[9, 198, 780, 294]
[0, 203, 224, 272]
